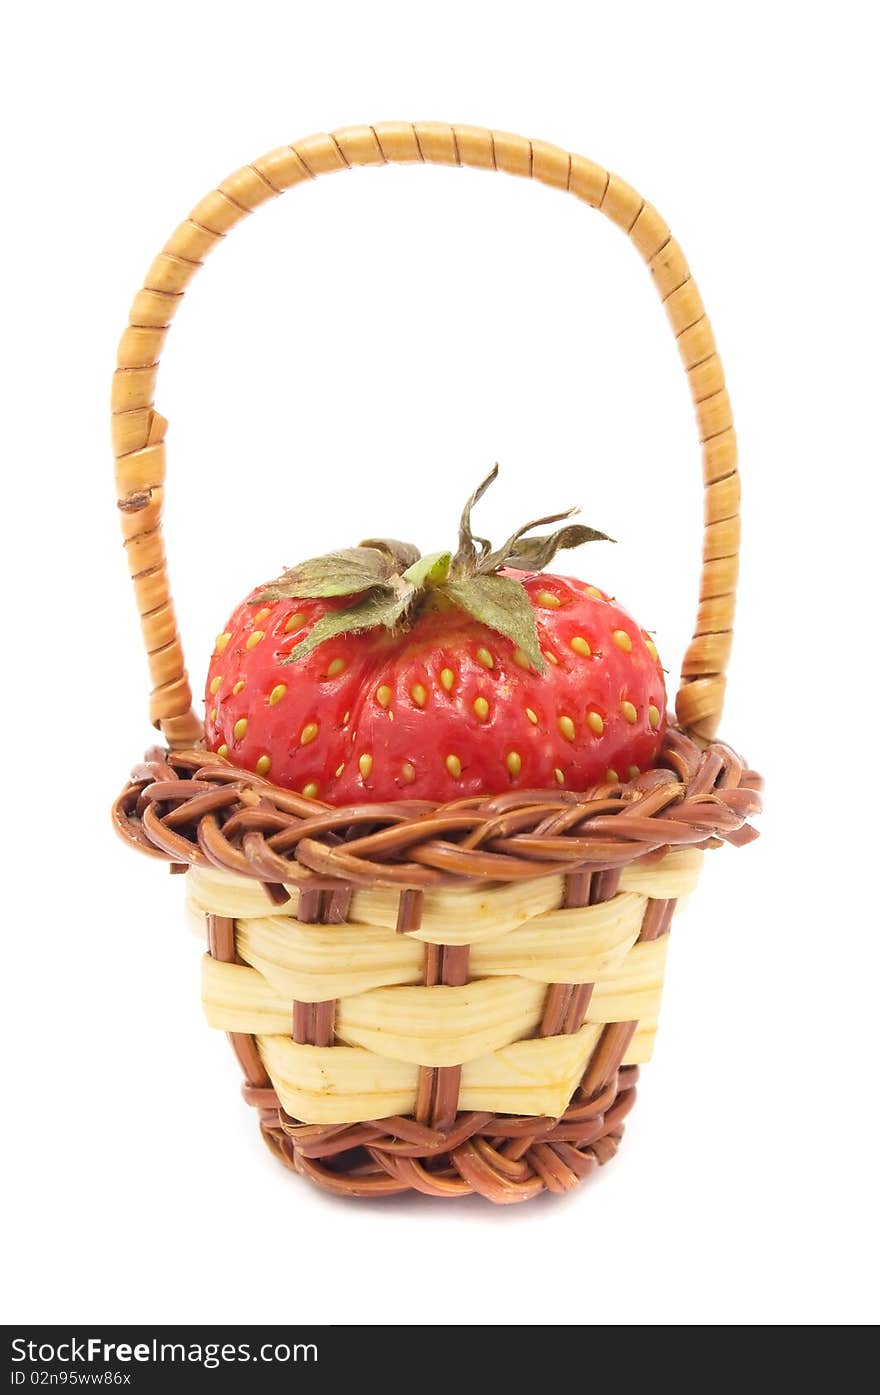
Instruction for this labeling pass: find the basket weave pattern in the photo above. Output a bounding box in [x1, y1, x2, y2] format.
[115, 731, 759, 1200]
[113, 123, 759, 1201]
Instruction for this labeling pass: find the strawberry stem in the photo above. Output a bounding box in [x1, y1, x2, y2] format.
[402, 551, 452, 589]
[263, 466, 613, 665]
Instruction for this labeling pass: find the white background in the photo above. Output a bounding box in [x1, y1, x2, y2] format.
[3, 0, 878, 1327]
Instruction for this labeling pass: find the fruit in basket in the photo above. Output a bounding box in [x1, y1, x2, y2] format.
[204, 467, 666, 803]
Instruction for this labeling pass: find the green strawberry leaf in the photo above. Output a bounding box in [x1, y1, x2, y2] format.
[504, 523, 614, 572]
[442, 575, 546, 672]
[282, 587, 414, 662]
[257, 547, 395, 602]
[402, 550, 452, 589]
[358, 537, 422, 571]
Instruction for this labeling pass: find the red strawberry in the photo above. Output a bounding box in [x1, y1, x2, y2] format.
[204, 469, 666, 804]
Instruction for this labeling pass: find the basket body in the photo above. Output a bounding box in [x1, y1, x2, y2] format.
[116, 728, 759, 1203]
[194, 848, 699, 1200]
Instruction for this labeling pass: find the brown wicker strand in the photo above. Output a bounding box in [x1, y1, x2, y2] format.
[513, 866, 621, 1177]
[206, 915, 280, 1132]
[639, 896, 677, 942]
[290, 889, 338, 1048]
[205, 914, 237, 963]
[417, 932, 470, 1130]
[114, 730, 760, 888]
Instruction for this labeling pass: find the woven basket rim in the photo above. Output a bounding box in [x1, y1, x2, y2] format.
[113, 725, 761, 893]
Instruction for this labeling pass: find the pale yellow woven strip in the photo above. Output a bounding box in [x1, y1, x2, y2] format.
[187, 847, 703, 932]
[237, 916, 423, 1001]
[202, 937, 667, 1066]
[618, 850, 702, 899]
[258, 1034, 418, 1124]
[231, 891, 644, 1001]
[257, 1022, 605, 1124]
[202, 960, 290, 1036]
[459, 1024, 605, 1117]
[336, 978, 546, 1066]
[626, 1019, 658, 1066]
[587, 939, 668, 1022]
[355, 878, 562, 946]
[472, 894, 643, 982]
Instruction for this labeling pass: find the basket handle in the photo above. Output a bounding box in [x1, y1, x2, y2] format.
[113, 122, 740, 749]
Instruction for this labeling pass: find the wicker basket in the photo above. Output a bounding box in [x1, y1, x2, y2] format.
[112, 122, 761, 1203]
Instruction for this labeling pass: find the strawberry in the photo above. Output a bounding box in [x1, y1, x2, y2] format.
[204, 468, 666, 804]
